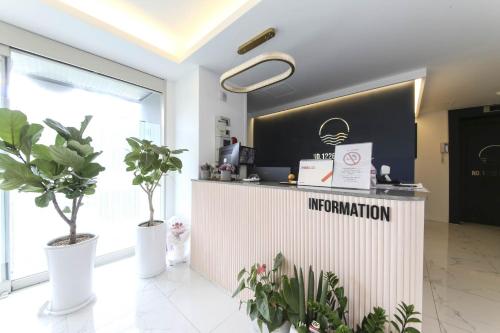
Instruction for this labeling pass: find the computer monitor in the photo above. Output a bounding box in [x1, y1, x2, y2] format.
[239, 146, 256, 165]
[218, 143, 240, 170]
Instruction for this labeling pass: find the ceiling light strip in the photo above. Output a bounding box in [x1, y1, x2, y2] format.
[220, 52, 296, 93]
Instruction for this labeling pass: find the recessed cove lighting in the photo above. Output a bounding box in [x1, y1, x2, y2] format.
[46, 0, 260, 63]
[496, 91, 500, 96]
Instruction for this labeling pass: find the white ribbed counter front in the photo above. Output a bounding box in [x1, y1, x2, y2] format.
[191, 180, 425, 330]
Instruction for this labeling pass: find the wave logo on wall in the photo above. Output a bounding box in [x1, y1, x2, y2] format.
[318, 117, 350, 146]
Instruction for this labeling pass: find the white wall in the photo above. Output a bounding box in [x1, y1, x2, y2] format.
[415, 110, 449, 223]
[172, 69, 200, 223]
[169, 66, 247, 223]
[199, 67, 247, 165]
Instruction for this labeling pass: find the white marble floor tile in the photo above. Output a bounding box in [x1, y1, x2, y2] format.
[1, 220, 500, 333]
[422, 315, 442, 333]
[210, 308, 253, 333]
[167, 270, 240, 333]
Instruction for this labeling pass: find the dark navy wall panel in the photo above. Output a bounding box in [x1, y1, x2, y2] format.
[253, 82, 415, 182]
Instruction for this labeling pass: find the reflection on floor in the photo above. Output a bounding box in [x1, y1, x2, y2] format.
[0, 221, 499, 333]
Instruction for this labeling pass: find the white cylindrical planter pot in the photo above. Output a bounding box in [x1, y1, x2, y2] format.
[220, 170, 231, 181]
[136, 221, 167, 278]
[252, 320, 291, 333]
[45, 233, 98, 315]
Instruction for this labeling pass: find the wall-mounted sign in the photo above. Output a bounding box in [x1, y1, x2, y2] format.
[252, 82, 415, 181]
[332, 142, 372, 190]
[308, 197, 391, 222]
[318, 117, 350, 146]
[298, 159, 334, 187]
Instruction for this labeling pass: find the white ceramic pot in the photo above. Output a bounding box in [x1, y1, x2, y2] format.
[45, 233, 98, 315]
[136, 221, 167, 278]
[252, 320, 291, 333]
[220, 170, 231, 181]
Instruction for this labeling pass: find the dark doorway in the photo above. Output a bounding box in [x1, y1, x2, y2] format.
[449, 107, 500, 225]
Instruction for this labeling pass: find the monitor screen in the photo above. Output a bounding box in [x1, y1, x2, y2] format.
[218, 143, 240, 167]
[239, 146, 256, 165]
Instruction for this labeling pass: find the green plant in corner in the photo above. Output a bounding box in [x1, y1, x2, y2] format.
[0, 108, 105, 244]
[232, 253, 287, 332]
[390, 302, 421, 333]
[124, 137, 187, 226]
[356, 307, 387, 333]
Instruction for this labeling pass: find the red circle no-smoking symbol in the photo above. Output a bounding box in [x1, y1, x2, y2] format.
[343, 151, 361, 166]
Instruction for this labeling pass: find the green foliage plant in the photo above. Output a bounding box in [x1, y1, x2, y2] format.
[124, 137, 186, 226]
[232, 253, 287, 332]
[0, 108, 105, 244]
[390, 302, 421, 333]
[356, 307, 387, 333]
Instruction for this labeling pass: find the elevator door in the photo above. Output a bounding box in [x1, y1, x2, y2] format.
[459, 115, 500, 225]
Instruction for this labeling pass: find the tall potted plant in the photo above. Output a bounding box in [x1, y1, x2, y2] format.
[124, 137, 186, 278]
[0, 108, 105, 315]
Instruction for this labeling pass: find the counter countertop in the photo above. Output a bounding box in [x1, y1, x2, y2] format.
[192, 179, 427, 201]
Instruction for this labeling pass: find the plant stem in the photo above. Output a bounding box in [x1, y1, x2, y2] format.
[52, 196, 71, 225]
[147, 191, 154, 226]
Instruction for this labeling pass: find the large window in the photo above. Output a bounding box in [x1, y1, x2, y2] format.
[0, 54, 7, 290]
[6, 51, 163, 280]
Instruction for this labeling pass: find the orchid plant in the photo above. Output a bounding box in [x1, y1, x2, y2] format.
[218, 163, 235, 173]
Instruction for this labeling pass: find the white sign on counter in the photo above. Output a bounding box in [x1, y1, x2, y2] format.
[332, 142, 372, 190]
[298, 159, 334, 187]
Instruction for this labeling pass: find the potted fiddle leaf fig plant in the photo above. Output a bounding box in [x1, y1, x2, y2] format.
[124, 137, 186, 278]
[0, 108, 105, 315]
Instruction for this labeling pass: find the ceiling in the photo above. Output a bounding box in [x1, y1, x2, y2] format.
[0, 0, 499, 114]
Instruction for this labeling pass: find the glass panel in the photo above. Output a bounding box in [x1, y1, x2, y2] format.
[0, 55, 7, 285]
[7, 51, 163, 279]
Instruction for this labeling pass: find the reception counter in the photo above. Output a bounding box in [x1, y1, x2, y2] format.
[190, 180, 425, 329]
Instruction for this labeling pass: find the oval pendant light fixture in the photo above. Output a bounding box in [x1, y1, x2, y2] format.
[220, 52, 296, 93]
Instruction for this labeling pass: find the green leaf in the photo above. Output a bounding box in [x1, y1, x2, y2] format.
[20, 123, 44, 159]
[79, 115, 92, 134]
[171, 149, 188, 154]
[0, 154, 22, 171]
[68, 140, 94, 156]
[0, 164, 44, 191]
[126, 137, 141, 151]
[132, 175, 143, 185]
[32, 144, 52, 161]
[48, 145, 85, 171]
[404, 328, 421, 333]
[31, 159, 59, 178]
[256, 288, 270, 321]
[35, 192, 53, 208]
[62, 206, 71, 214]
[232, 279, 245, 298]
[169, 156, 182, 169]
[272, 252, 284, 271]
[55, 134, 66, 146]
[78, 162, 105, 178]
[0, 108, 28, 146]
[237, 268, 246, 281]
[44, 118, 71, 139]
